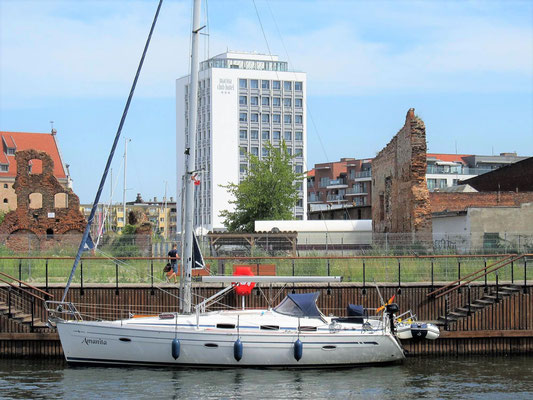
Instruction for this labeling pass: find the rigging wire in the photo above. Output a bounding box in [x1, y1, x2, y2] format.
[61, 0, 164, 302]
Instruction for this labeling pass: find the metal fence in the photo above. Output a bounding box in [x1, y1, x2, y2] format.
[0, 232, 532, 258]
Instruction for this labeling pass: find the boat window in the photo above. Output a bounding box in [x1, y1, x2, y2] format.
[159, 313, 175, 320]
[299, 326, 317, 332]
[216, 323, 235, 329]
[204, 343, 218, 348]
[322, 345, 336, 350]
[260, 325, 279, 330]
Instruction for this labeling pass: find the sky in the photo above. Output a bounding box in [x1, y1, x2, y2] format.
[0, 0, 532, 204]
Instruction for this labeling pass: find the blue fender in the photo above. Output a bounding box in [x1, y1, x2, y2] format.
[171, 338, 180, 360]
[294, 339, 303, 361]
[234, 338, 243, 361]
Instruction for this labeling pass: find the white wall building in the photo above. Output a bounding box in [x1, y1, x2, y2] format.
[177, 52, 307, 231]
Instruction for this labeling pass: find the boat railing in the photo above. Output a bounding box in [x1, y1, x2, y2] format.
[45, 301, 83, 322]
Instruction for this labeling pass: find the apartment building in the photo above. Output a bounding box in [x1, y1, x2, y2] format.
[176, 51, 307, 231]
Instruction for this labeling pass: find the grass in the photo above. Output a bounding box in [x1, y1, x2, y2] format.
[2, 254, 527, 286]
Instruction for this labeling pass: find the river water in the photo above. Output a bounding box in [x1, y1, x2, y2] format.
[1, 357, 532, 399]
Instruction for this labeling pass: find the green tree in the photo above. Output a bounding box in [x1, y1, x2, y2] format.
[220, 142, 304, 232]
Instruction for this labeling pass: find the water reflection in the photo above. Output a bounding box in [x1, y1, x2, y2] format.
[0, 357, 532, 399]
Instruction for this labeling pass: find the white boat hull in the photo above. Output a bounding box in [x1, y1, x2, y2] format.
[56, 311, 405, 367]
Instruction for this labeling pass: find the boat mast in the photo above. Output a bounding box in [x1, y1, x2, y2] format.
[181, 0, 202, 314]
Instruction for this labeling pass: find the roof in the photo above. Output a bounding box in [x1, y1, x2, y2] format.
[307, 168, 315, 178]
[0, 131, 66, 179]
[274, 292, 322, 318]
[427, 153, 471, 164]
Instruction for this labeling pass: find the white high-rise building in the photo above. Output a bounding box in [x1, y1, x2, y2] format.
[176, 52, 307, 231]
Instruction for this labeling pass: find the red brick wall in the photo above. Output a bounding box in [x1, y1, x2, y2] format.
[371, 108, 432, 239]
[430, 191, 533, 213]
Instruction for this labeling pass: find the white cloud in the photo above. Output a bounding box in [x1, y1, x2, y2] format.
[0, 0, 531, 104]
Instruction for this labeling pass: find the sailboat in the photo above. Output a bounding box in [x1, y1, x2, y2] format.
[46, 0, 436, 367]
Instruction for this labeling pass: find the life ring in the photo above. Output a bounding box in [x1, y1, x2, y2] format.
[233, 266, 256, 296]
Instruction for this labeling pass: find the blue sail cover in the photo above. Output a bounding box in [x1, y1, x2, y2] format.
[274, 292, 322, 318]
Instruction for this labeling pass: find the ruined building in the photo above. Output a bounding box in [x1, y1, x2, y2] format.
[0, 149, 86, 251]
[371, 108, 432, 241]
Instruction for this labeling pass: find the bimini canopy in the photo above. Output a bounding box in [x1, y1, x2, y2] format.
[273, 292, 322, 318]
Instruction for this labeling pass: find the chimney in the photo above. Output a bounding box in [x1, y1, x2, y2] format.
[51, 128, 57, 136]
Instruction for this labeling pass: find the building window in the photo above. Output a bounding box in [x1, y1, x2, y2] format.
[295, 148, 303, 157]
[6, 148, 15, 155]
[240, 147, 247, 157]
[287, 148, 292, 156]
[251, 147, 259, 156]
[273, 97, 281, 107]
[273, 80, 281, 90]
[296, 199, 303, 207]
[239, 79, 247, 89]
[284, 114, 292, 124]
[284, 131, 292, 141]
[262, 80, 270, 89]
[251, 113, 259, 123]
[295, 115, 303, 124]
[295, 131, 303, 141]
[283, 98, 292, 107]
[240, 130, 247, 139]
[262, 147, 269, 157]
[239, 113, 247, 122]
[295, 165, 303, 173]
[262, 97, 270, 106]
[295, 81, 303, 91]
[251, 96, 259, 106]
[284, 81, 292, 91]
[251, 130, 259, 140]
[262, 114, 270, 123]
[262, 130, 270, 140]
[295, 98, 303, 108]
[251, 79, 259, 89]
[239, 96, 247, 105]
[427, 179, 437, 190]
[0, 165, 8, 172]
[273, 131, 281, 140]
[3, 198, 7, 203]
[273, 114, 281, 124]
[240, 164, 247, 173]
[3, 184, 7, 189]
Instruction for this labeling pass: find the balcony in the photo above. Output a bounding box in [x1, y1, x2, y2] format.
[308, 193, 322, 203]
[326, 179, 348, 189]
[353, 170, 371, 178]
[426, 165, 492, 175]
[327, 194, 347, 202]
[345, 187, 367, 196]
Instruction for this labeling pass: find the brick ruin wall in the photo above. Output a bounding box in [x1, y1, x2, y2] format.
[0, 149, 86, 252]
[430, 191, 533, 213]
[371, 108, 432, 240]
